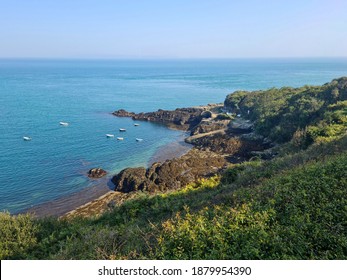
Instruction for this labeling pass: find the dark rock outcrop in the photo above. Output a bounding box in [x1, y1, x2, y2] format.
[111, 167, 153, 192]
[113, 107, 206, 130]
[228, 118, 253, 134]
[112, 109, 136, 118]
[186, 132, 271, 160]
[191, 119, 229, 135]
[201, 110, 212, 118]
[112, 149, 226, 193]
[88, 168, 107, 179]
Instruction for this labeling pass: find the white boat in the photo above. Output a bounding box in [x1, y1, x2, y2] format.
[60, 122, 69, 126]
[119, 128, 126, 132]
[136, 138, 143, 142]
[134, 123, 140, 126]
[117, 137, 124, 141]
[106, 134, 114, 138]
[23, 136, 32, 141]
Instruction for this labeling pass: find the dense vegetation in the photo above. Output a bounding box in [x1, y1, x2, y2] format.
[224, 77, 347, 143]
[1, 78, 346, 259]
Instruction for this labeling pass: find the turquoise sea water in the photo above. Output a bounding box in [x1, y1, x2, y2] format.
[1, 58, 347, 214]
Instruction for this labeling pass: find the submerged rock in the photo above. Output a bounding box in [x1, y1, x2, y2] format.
[88, 168, 107, 179]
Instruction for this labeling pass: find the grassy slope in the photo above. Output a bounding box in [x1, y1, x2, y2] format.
[157, 142, 347, 259]
[1, 78, 347, 260]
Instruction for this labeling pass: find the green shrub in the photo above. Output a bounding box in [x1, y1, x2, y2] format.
[221, 164, 250, 184]
[156, 204, 274, 259]
[0, 213, 38, 259]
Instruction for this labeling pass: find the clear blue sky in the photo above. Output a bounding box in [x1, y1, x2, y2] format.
[0, 0, 346, 58]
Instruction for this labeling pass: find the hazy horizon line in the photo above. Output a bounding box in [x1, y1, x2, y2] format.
[1, 56, 347, 61]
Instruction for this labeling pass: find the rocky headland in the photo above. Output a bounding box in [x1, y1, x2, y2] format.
[113, 104, 219, 131]
[111, 104, 273, 193]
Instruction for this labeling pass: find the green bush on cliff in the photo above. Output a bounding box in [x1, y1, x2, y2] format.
[224, 77, 347, 143]
[157, 204, 274, 259]
[0, 212, 38, 259]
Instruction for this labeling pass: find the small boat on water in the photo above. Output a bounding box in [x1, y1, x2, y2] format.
[60, 122, 69, 126]
[134, 123, 140, 126]
[119, 128, 126, 132]
[136, 138, 143, 142]
[106, 134, 114, 138]
[23, 136, 32, 141]
[117, 137, 124, 141]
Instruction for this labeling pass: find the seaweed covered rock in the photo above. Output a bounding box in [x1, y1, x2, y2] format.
[112, 167, 155, 192]
[88, 168, 107, 178]
[112, 149, 226, 193]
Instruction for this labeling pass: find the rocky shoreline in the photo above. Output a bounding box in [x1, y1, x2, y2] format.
[63, 104, 274, 218]
[113, 107, 203, 131]
[111, 104, 273, 193]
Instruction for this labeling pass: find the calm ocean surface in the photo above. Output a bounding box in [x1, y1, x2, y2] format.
[1, 58, 347, 214]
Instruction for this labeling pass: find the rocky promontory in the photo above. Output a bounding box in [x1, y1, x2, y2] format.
[113, 104, 221, 130]
[110, 104, 274, 194]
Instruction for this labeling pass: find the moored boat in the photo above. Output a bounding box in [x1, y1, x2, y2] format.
[23, 136, 32, 141]
[59, 122, 69, 126]
[106, 134, 114, 138]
